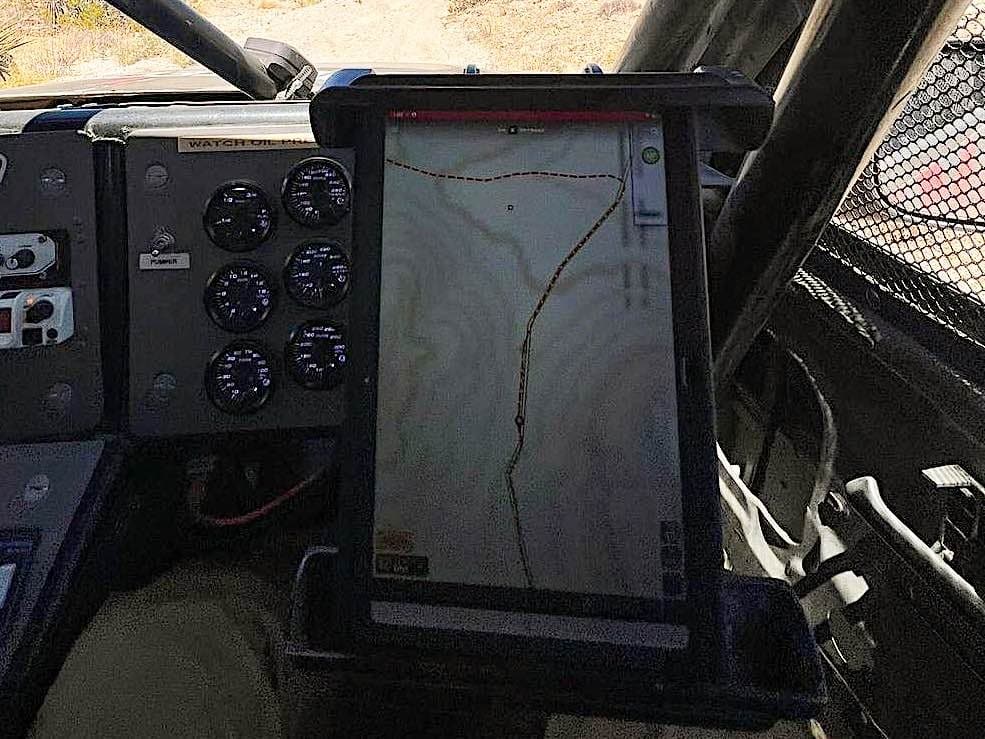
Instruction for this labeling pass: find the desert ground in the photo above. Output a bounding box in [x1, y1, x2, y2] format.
[0, 0, 642, 88]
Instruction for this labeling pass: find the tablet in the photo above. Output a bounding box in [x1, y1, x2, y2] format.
[313, 76, 766, 664]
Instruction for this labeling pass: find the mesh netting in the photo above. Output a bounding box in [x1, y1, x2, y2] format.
[788, 270, 881, 344]
[813, 0, 985, 348]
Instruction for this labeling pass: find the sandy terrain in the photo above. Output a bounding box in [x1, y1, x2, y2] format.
[449, 0, 641, 72]
[212, 0, 491, 70]
[2, 0, 642, 87]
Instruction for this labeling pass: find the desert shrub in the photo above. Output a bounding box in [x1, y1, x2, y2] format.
[1, 24, 26, 81]
[47, 0, 127, 29]
[110, 27, 191, 67]
[4, 26, 99, 86]
[599, 0, 639, 18]
[448, 0, 493, 14]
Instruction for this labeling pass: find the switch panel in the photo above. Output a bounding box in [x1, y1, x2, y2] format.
[0, 288, 74, 350]
[0, 233, 57, 280]
[0, 132, 103, 441]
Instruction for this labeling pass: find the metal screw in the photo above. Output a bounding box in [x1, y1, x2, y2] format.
[23, 474, 50, 503]
[43, 383, 72, 417]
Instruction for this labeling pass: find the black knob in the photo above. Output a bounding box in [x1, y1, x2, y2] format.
[7, 249, 36, 270]
[25, 299, 54, 324]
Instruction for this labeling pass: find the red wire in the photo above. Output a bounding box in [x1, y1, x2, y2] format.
[190, 470, 324, 527]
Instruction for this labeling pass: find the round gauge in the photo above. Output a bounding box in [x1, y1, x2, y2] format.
[204, 181, 275, 251]
[285, 321, 347, 390]
[204, 261, 275, 333]
[282, 157, 351, 227]
[284, 241, 350, 308]
[206, 341, 274, 414]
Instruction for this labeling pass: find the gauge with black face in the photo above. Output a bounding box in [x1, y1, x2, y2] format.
[204, 182, 275, 251]
[285, 321, 346, 390]
[282, 158, 351, 228]
[204, 261, 275, 333]
[284, 241, 350, 308]
[206, 341, 274, 414]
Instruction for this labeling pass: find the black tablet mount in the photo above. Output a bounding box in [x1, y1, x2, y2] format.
[288, 70, 825, 730]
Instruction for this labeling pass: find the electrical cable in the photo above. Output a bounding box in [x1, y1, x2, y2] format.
[748, 345, 789, 503]
[738, 337, 837, 551]
[783, 346, 838, 518]
[817, 647, 890, 739]
[189, 468, 326, 527]
[871, 151, 985, 228]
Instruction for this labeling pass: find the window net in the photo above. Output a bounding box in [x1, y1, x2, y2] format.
[813, 1, 985, 348]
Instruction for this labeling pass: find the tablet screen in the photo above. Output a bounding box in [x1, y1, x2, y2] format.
[374, 111, 685, 610]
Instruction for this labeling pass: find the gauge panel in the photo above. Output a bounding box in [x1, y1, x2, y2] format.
[204, 261, 275, 333]
[284, 241, 351, 308]
[126, 140, 353, 436]
[282, 157, 352, 227]
[203, 181, 275, 251]
[286, 321, 347, 390]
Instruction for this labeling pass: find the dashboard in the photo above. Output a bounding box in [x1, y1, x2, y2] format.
[0, 104, 355, 440]
[0, 76, 771, 447]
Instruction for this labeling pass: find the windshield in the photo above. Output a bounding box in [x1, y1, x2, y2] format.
[0, 0, 641, 91]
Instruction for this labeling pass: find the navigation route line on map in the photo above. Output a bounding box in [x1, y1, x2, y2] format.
[386, 157, 630, 588]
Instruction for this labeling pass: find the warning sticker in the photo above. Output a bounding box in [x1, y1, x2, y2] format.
[373, 528, 427, 579]
[139, 252, 190, 270]
[177, 137, 317, 153]
[375, 553, 430, 579]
